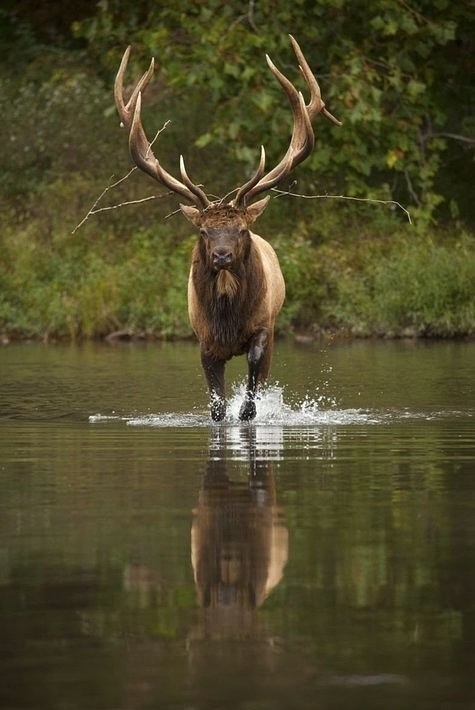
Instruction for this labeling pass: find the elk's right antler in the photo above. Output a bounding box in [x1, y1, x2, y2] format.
[114, 46, 210, 210]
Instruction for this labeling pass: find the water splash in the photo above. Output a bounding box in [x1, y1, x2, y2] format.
[88, 383, 471, 462]
[225, 382, 374, 426]
[90, 378, 472, 429]
[89, 383, 377, 428]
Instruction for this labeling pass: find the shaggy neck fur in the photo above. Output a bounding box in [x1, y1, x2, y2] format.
[192, 243, 265, 348]
[208, 265, 248, 346]
[216, 270, 239, 299]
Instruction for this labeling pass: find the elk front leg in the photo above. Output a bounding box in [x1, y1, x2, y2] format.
[239, 329, 271, 421]
[201, 348, 226, 422]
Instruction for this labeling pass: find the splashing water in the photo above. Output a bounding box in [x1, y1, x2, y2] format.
[89, 382, 378, 428]
[87, 381, 470, 462]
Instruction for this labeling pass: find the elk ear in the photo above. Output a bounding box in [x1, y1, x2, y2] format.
[245, 196, 270, 225]
[180, 204, 202, 227]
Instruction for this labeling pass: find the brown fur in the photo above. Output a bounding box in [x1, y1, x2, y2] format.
[189, 235, 268, 360]
[200, 204, 247, 227]
[191, 454, 288, 615]
[216, 270, 239, 299]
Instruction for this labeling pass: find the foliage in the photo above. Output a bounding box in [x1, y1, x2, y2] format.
[0, 1, 474, 340]
[276, 209, 475, 337]
[1, 70, 115, 203]
[73, 0, 475, 225]
[0, 219, 191, 341]
[320, 230, 475, 336]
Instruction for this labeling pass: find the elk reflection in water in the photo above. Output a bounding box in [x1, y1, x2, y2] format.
[191, 427, 288, 638]
[121, 427, 288, 704]
[123, 425, 288, 642]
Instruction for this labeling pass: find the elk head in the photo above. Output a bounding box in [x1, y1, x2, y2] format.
[114, 35, 341, 224]
[180, 202, 269, 293]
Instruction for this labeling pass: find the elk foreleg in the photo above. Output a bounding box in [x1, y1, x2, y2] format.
[239, 329, 271, 421]
[201, 349, 226, 422]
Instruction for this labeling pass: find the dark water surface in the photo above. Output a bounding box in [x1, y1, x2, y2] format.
[0, 340, 474, 709]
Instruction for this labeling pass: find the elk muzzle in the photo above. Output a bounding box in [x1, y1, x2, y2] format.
[212, 246, 233, 270]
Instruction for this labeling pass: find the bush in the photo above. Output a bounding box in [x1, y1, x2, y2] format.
[320, 232, 475, 337]
[0, 219, 192, 340]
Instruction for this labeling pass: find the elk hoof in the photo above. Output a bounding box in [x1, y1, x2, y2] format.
[239, 399, 256, 421]
[211, 399, 226, 422]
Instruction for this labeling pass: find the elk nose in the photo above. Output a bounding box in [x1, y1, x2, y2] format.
[212, 248, 233, 268]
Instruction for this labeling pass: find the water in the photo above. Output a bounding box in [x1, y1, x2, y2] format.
[0, 339, 474, 709]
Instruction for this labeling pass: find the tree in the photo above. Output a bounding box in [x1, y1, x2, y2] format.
[73, 0, 475, 225]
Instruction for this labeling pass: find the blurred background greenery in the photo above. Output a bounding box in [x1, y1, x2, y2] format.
[1, 0, 474, 340]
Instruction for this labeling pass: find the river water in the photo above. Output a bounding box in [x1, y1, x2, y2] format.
[0, 339, 474, 709]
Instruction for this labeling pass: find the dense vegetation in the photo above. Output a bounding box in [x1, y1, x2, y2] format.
[1, 0, 474, 340]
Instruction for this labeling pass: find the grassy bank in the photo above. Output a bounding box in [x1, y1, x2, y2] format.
[1, 37, 474, 343]
[1, 197, 474, 342]
[2, 4, 474, 344]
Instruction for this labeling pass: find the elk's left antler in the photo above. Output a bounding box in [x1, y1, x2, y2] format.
[233, 35, 341, 207]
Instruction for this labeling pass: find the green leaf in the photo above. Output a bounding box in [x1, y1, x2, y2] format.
[195, 132, 213, 148]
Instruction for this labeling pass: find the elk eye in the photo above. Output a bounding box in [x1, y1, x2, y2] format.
[199, 228, 207, 238]
[240, 228, 250, 238]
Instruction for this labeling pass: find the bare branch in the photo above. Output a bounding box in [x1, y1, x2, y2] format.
[271, 187, 413, 224]
[403, 170, 421, 208]
[247, 0, 258, 32]
[164, 207, 184, 220]
[227, 1, 258, 35]
[84, 191, 173, 222]
[71, 168, 136, 234]
[72, 121, 171, 234]
[423, 131, 475, 146]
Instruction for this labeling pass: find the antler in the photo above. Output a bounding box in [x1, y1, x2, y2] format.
[114, 46, 210, 210]
[114, 37, 340, 212]
[233, 35, 341, 208]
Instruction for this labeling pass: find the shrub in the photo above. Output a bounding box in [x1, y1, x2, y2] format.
[322, 232, 475, 336]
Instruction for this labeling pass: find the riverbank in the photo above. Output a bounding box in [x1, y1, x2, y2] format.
[1, 208, 474, 343]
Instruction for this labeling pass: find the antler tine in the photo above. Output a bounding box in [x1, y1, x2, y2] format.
[179, 156, 211, 207]
[114, 47, 155, 130]
[115, 47, 210, 209]
[243, 91, 313, 205]
[128, 93, 210, 208]
[234, 36, 341, 207]
[114, 46, 132, 125]
[232, 145, 266, 206]
[289, 35, 322, 119]
[289, 35, 342, 126]
[266, 54, 314, 164]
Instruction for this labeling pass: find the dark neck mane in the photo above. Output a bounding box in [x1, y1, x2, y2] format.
[193, 244, 265, 347]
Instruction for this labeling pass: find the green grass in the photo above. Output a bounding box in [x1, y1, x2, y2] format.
[1, 58, 473, 342]
[0, 219, 191, 341]
[318, 231, 475, 337]
[1, 199, 474, 341]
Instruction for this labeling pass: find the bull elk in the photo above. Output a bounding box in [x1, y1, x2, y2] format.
[114, 35, 341, 421]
